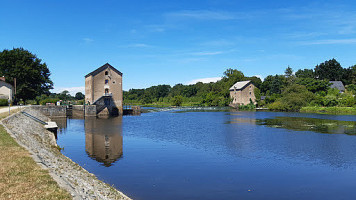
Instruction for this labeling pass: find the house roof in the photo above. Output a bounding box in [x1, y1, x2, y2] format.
[229, 80, 251, 91]
[85, 63, 123, 78]
[329, 81, 345, 91]
[0, 79, 13, 90]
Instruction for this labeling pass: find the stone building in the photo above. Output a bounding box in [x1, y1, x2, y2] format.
[0, 77, 14, 101]
[229, 80, 256, 107]
[85, 63, 123, 116]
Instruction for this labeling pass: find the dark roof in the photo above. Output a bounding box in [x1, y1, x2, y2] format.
[85, 63, 123, 78]
[329, 81, 345, 92]
[229, 80, 254, 91]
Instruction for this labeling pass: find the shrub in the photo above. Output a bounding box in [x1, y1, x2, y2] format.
[171, 95, 183, 106]
[39, 98, 59, 105]
[26, 100, 38, 105]
[0, 99, 8, 106]
[77, 99, 84, 105]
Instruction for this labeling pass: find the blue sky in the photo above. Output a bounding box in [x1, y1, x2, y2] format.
[1, 0, 356, 95]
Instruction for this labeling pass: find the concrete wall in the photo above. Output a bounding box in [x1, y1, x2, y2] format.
[85, 105, 97, 117]
[230, 82, 256, 106]
[85, 66, 123, 115]
[30, 105, 67, 117]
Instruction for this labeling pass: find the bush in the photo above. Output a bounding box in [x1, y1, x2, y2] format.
[76, 99, 84, 105]
[25, 100, 38, 105]
[238, 103, 256, 110]
[0, 99, 8, 106]
[171, 95, 183, 106]
[39, 98, 59, 105]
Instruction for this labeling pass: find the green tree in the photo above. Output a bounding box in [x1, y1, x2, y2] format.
[295, 78, 330, 93]
[314, 59, 343, 81]
[172, 95, 183, 106]
[295, 69, 314, 78]
[75, 92, 85, 100]
[0, 48, 53, 101]
[284, 66, 293, 78]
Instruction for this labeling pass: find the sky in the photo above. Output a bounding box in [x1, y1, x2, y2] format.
[1, 0, 356, 95]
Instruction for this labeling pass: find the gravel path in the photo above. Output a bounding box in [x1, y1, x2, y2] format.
[1, 107, 131, 200]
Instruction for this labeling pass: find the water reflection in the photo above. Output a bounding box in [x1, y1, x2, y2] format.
[256, 117, 356, 135]
[85, 116, 123, 167]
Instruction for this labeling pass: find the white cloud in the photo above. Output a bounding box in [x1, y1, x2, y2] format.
[191, 51, 224, 56]
[51, 86, 85, 96]
[299, 38, 356, 45]
[122, 43, 153, 48]
[166, 10, 236, 20]
[82, 38, 94, 43]
[186, 77, 222, 85]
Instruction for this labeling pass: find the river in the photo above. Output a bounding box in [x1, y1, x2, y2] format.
[55, 108, 356, 200]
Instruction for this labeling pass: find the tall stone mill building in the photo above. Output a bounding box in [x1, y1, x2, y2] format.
[85, 63, 123, 116]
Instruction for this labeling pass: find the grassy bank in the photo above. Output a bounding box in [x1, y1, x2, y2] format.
[300, 106, 356, 115]
[0, 110, 71, 199]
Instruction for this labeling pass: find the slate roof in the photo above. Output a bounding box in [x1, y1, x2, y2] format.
[329, 81, 345, 92]
[229, 80, 251, 91]
[85, 63, 123, 78]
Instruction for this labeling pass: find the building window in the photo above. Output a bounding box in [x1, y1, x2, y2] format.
[249, 91, 251, 95]
[105, 71, 108, 75]
[105, 89, 109, 94]
[105, 79, 109, 84]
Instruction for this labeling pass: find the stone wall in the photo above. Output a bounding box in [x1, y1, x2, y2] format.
[1, 108, 131, 200]
[30, 105, 66, 117]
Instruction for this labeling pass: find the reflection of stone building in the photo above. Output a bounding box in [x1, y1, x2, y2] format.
[85, 116, 123, 167]
[85, 63, 123, 116]
[229, 80, 256, 107]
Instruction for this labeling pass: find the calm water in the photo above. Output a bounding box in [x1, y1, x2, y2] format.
[55, 109, 356, 200]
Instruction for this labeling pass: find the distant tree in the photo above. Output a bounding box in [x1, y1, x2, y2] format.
[222, 68, 245, 87]
[0, 48, 53, 101]
[75, 92, 85, 100]
[296, 78, 331, 93]
[284, 66, 293, 78]
[314, 59, 343, 81]
[245, 76, 262, 89]
[261, 75, 286, 94]
[172, 95, 183, 106]
[59, 90, 71, 100]
[284, 66, 295, 85]
[342, 65, 356, 85]
[295, 69, 314, 78]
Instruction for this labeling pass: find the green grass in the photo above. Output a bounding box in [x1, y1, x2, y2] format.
[0, 110, 72, 199]
[300, 106, 356, 115]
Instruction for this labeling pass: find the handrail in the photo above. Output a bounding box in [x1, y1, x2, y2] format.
[21, 111, 48, 125]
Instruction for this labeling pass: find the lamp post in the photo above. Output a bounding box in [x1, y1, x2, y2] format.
[8, 98, 10, 115]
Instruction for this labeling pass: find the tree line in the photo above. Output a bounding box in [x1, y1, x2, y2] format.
[125, 58, 356, 111]
[1, 48, 355, 111]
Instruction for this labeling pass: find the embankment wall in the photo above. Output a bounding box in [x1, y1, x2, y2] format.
[1, 108, 130, 200]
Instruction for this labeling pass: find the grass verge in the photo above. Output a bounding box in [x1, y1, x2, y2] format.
[0, 110, 71, 199]
[300, 106, 356, 115]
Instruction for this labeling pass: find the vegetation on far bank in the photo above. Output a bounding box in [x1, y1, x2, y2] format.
[300, 106, 356, 115]
[124, 58, 356, 114]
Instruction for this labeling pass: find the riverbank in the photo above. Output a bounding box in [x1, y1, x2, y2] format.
[1, 108, 131, 200]
[300, 106, 356, 115]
